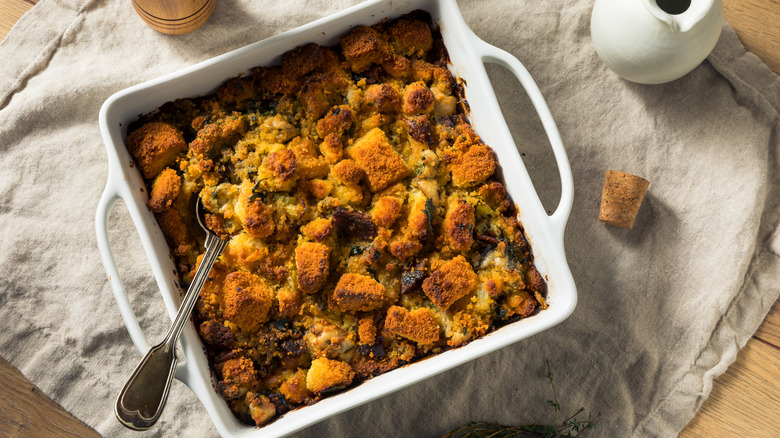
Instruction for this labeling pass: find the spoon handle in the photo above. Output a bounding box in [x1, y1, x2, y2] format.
[165, 233, 227, 346]
[114, 233, 227, 430]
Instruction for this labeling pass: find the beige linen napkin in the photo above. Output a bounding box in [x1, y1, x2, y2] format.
[1, 0, 778, 437]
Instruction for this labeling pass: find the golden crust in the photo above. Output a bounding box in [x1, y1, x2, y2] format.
[197, 260, 229, 314]
[220, 357, 258, 388]
[402, 82, 435, 115]
[290, 136, 330, 179]
[264, 149, 297, 181]
[156, 207, 191, 257]
[451, 143, 497, 188]
[219, 356, 260, 402]
[299, 72, 349, 119]
[410, 59, 435, 83]
[443, 199, 475, 252]
[222, 271, 273, 332]
[126, 122, 186, 179]
[381, 54, 410, 78]
[478, 181, 512, 213]
[363, 83, 401, 113]
[279, 369, 312, 403]
[389, 238, 423, 261]
[256, 66, 304, 95]
[329, 273, 386, 312]
[278, 287, 303, 317]
[384, 305, 440, 344]
[388, 18, 433, 57]
[422, 256, 477, 310]
[331, 159, 365, 185]
[147, 168, 181, 212]
[281, 43, 326, 78]
[371, 196, 402, 228]
[316, 105, 354, 138]
[198, 319, 235, 349]
[504, 291, 536, 318]
[346, 128, 409, 192]
[295, 242, 330, 294]
[358, 317, 377, 345]
[306, 358, 355, 394]
[319, 133, 344, 164]
[217, 77, 255, 104]
[339, 26, 389, 73]
[243, 199, 275, 238]
[301, 218, 333, 242]
[189, 115, 248, 158]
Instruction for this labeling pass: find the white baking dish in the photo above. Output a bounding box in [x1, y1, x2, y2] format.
[96, 0, 577, 436]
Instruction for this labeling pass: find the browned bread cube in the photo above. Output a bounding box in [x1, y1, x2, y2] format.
[217, 76, 255, 104]
[147, 167, 181, 212]
[339, 26, 389, 72]
[242, 198, 275, 239]
[295, 242, 331, 294]
[316, 105, 355, 138]
[329, 273, 386, 312]
[363, 83, 401, 113]
[126, 121, 187, 179]
[279, 369, 312, 403]
[371, 196, 403, 228]
[388, 17, 433, 57]
[281, 43, 326, 77]
[357, 317, 377, 345]
[264, 149, 297, 182]
[299, 72, 349, 119]
[300, 218, 333, 242]
[346, 128, 409, 192]
[384, 305, 440, 344]
[189, 114, 248, 158]
[305, 358, 355, 394]
[450, 143, 497, 188]
[331, 159, 364, 185]
[443, 198, 475, 252]
[422, 256, 477, 310]
[219, 356, 258, 399]
[402, 82, 435, 115]
[222, 271, 273, 332]
[255, 66, 304, 95]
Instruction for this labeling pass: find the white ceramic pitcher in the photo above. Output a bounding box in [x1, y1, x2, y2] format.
[591, 0, 724, 84]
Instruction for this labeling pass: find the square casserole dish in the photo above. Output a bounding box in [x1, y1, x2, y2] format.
[96, 0, 577, 436]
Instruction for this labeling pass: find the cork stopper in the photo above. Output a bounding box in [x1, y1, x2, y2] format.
[599, 170, 649, 229]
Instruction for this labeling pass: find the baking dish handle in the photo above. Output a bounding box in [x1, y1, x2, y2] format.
[95, 180, 151, 354]
[475, 41, 574, 238]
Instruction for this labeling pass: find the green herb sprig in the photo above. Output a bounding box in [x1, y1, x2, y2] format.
[442, 361, 599, 438]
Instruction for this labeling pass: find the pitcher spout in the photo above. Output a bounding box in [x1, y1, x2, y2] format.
[643, 0, 716, 33]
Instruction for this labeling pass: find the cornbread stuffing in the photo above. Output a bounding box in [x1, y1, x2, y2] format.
[126, 11, 547, 427]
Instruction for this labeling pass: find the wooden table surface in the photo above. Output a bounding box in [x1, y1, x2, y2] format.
[1, 1, 779, 437]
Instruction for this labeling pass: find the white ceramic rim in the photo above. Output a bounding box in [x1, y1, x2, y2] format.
[95, 0, 577, 436]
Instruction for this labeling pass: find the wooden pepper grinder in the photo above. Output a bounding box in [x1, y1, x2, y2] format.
[132, 0, 217, 35]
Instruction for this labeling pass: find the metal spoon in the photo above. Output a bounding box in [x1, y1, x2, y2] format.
[115, 199, 228, 430]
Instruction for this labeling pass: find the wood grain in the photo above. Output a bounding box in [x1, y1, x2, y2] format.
[754, 299, 780, 348]
[723, 0, 780, 73]
[680, 339, 780, 437]
[0, 0, 778, 436]
[0, 357, 100, 438]
[0, 0, 32, 40]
